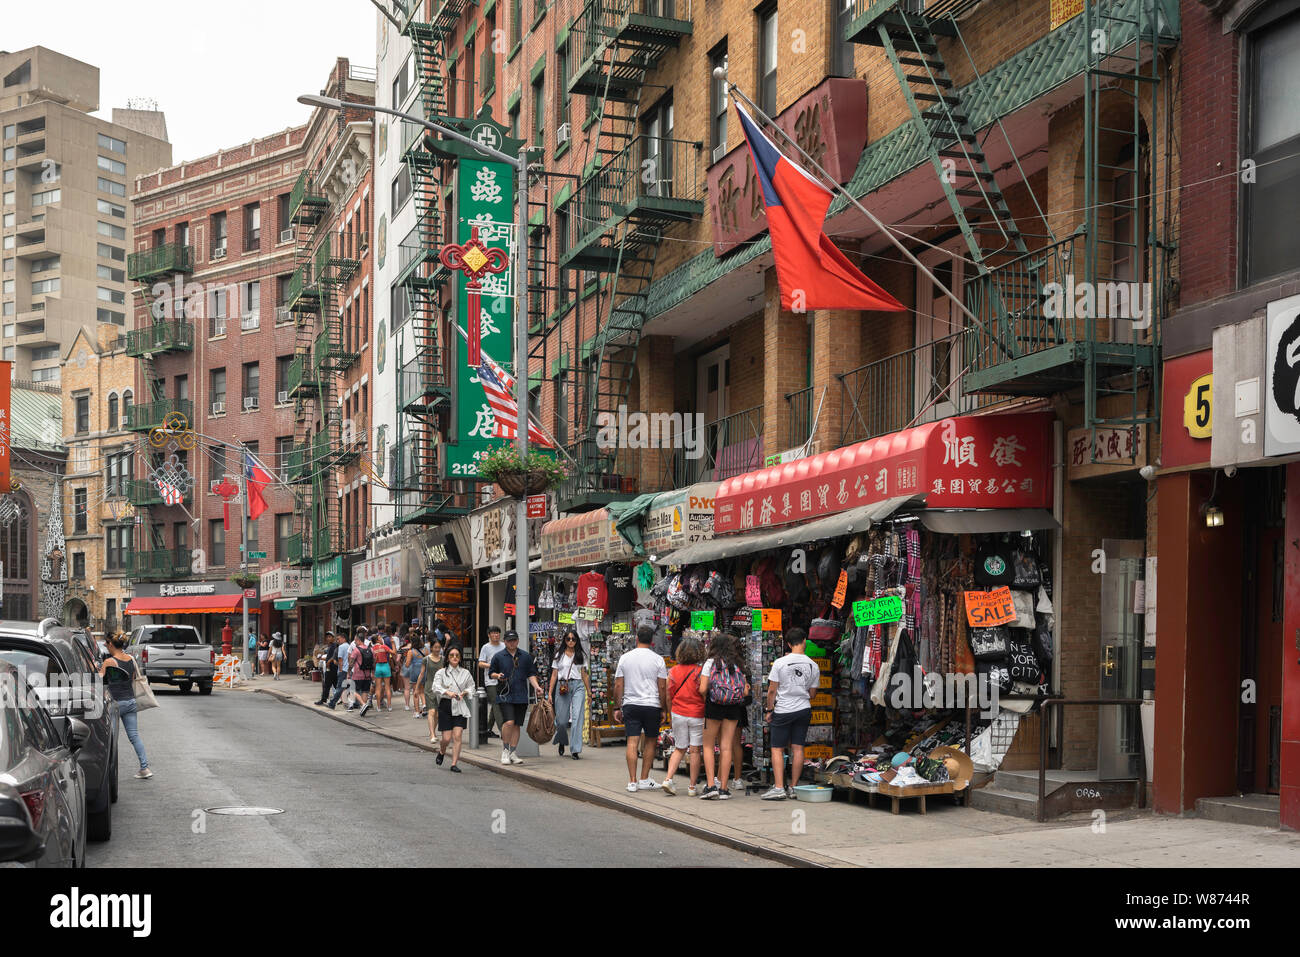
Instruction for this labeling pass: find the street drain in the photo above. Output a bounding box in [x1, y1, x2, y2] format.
[204, 806, 285, 816]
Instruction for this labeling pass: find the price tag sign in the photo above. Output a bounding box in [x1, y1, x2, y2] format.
[751, 608, 781, 632]
[964, 587, 1017, 627]
[577, 606, 604, 621]
[852, 595, 904, 627]
[690, 610, 715, 630]
[611, 621, 630, 633]
[557, 612, 575, 624]
[745, 575, 762, 606]
[831, 570, 848, 609]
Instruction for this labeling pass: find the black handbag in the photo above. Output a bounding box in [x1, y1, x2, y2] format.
[1011, 547, 1042, 588]
[1006, 632, 1042, 683]
[967, 626, 1010, 661]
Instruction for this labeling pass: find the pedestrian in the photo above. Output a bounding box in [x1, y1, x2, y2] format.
[418, 638, 444, 738]
[432, 645, 473, 773]
[352, 634, 376, 717]
[246, 630, 257, 678]
[324, 632, 353, 709]
[488, 630, 542, 765]
[698, 632, 750, 800]
[99, 632, 151, 779]
[270, 632, 286, 680]
[613, 626, 668, 793]
[547, 629, 589, 760]
[761, 627, 820, 800]
[317, 631, 338, 705]
[257, 632, 270, 675]
[371, 629, 394, 711]
[476, 626, 506, 740]
[402, 635, 423, 712]
[661, 635, 705, 796]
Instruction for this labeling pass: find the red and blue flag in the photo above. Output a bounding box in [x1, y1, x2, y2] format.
[735, 101, 904, 313]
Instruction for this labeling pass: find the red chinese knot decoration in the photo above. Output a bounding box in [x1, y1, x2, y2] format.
[439, 226, 509, 366]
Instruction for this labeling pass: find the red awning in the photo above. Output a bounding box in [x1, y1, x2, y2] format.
[125, 596, 261, 615]
[714, 411, 1053, 534]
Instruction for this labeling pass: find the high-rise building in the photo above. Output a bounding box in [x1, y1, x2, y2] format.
[0, 46, 170, 384]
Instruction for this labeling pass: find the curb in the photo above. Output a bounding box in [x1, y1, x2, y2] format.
[253, 685, 828, 868]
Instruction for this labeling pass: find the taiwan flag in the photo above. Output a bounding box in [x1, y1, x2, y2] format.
[734, 101, 904, 314]
[245, 454, 272, 521]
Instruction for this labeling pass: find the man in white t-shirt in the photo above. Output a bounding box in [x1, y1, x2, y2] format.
[476, 626, 505, 739]
[613, 626, 668, 793]
[762, 627, 821, 800]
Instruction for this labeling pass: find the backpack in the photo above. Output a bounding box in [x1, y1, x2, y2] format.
[707, 661, 746, 705]
[360, 646, 375, 670]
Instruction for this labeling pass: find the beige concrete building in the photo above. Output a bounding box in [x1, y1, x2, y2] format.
[1, 46, 171, 384]
[59, 323, 137, 634]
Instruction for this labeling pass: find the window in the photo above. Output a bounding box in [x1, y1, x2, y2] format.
[392, 55, 413, 107]
[31, 255, 59, 273]
[97, 242, 125, 261]
[276, 512, 293, 561]
[30, 277, 58, 295]
[32, 188, 61, 207]
[833, 0, 855, 77]
[242, 362, 260, 410]
[391, 165, 412, 212]
[97, 264, 125, 283]
[2, 257, 10, 272]
[105, 526, 131, 571]
[73, 488, 87, 534]
[175, 374, 189, 402]
[211, 211, 228, 256]
[758, 3, 778, 117]
[533, 73, 546, 149]
[556, 45, 570, 141]
[97, 199, 125, 218]
[511, 0, 522, 46]
[244, 202, 261, 252]
[96, 286, 122, 304]
[209, 520, 225, 567]
[210, 368, 227, 410]
[710, 43, 729, 153]
[2, 348, 12, 361]
[98, 221, 125, 240]
[173, 523, 188, 551]
[208, 286, 228, 337]
[1245, 8, 1300, 282]
[31, 346, 58, 362]
[97, 155, 126, 176]
[176, 221, 189, 248]
[97, 133, 127, 154]
[556, 205, 572, 303]
[74, 396, 90, 435]
[122, 390, 132, 414]
[97, 309, 124, 326]
[642, 95, 675, 197]
[97, 176, 126, 197]
[241, 280, 260, 326]
[277, 193, 291, 238]
[1, 125, 11, 139]
[509, 104, 520, 140]
[391, 283, 411, 329]
[107, 450, 130, 494]
[274, 356, 292, 404]
[210, 444, 226, 486]
[276, 436, 294, 480]
[2, 191, 12, 206]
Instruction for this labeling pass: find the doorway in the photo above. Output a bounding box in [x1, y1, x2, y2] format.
[689, 344, 729, 484]
[1098, 537, 1144, 780]
[914, 246, 966, 422]
[1239, 467, 1284, 794]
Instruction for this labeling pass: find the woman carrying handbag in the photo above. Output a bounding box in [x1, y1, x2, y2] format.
[547, 629, 590, 760]
[99, 632, 153, 779]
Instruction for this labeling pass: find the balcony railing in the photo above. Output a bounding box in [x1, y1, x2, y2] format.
[123, 398, 194, 433]
[286, 261, 316, 311]
[126, 243, 194, 281]
[127, 548, 192, 581]
[125, 321, 194, 357]
[289, 169, 329, 225]
[287, 353, 316, 397]
[784, 385, 815, 454]
[285, 532, 310, 566]
[572, 0, 694, 89]
[126, 478, 192, 508]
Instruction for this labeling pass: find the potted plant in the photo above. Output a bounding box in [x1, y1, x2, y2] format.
[477, 446, 567, 497]
[229, 572, 259, 590]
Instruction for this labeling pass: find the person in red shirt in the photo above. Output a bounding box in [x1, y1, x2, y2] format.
[661, 636, 706, 797]
[371, 632, 394, 711]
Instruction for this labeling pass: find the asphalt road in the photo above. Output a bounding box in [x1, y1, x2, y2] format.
[87, 687, 770, 867]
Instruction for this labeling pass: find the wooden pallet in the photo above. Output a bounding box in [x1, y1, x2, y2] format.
[851, 779, 956, 814]
[591, 725, 627, 747]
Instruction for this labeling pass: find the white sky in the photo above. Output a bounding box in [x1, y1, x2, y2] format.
[3, 0, 377, 163]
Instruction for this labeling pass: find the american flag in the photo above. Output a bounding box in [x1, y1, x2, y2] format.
[156, 477, 183, 506]
[476, 353, 554, 448]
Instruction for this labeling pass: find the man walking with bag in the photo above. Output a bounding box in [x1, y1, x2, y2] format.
[489, 631, 542, 765]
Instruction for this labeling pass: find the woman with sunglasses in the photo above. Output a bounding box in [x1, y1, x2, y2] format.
[547, 629, 590, 760]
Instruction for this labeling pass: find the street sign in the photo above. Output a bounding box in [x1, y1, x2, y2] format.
[243, 588, 257, 599]
[247, 551, 267, 559]
[526, 494, 547, 518]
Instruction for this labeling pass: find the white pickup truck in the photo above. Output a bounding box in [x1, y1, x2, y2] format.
[128, 625, 215, 695]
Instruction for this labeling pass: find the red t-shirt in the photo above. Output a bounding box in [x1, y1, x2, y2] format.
[372, 642, 390, 665]
[576, 571, 609, 614]
[667, 663, 705, 719]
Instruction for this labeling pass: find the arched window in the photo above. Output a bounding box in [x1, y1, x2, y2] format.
[108, 393, 119, 431]
[0, 493, 33, 621]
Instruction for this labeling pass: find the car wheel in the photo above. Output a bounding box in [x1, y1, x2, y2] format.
[198, 681, 213, 695]
[87, 789, 112, 843]
[178, 681, 193, 694]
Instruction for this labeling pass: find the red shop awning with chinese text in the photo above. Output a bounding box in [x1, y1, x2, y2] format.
[713, 411, 1054, 534]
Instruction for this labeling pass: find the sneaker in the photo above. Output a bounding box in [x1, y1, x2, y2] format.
[761, 786, 788, 801]
[501, 748, 512, 766]
[730, 778, 744, 791]
[385, 706, 393, 712]
[687, 784, 698, 798]
[358, 701, 372, 717]
[508, 750, 523, 765]
[404, 705, 411, 711]
[700, 785, 720, 801]
[786, 786, 796, 800]
[135, 768, 153, 779]
[626, 782, 638, 793]
[449, 765, 462, 773]
[571, 752, 580, 760]
[558, 744, 565, 756]
[661, 778, 677, 796]
[436, 752, 445, 766]
[636, 778, 659, 791]
[718, 789, 732, 801]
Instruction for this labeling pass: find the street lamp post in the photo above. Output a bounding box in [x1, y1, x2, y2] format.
[298, 95, 534, 661]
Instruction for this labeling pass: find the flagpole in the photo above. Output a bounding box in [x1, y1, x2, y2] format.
[241, 460, 251, 677]
[723, 78, 984, 331]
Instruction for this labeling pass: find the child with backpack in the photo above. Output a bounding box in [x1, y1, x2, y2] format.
[697, 633, 751, 801]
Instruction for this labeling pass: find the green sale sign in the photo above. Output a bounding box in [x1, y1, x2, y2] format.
[852, 595, 904, 627]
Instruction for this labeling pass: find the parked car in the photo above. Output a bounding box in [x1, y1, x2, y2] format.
[0, 658, 89, 868]
[128, 624, 215, 694]
[0, 619, 119, 842]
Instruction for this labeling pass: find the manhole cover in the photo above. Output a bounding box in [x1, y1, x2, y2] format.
[204, 806, 285, 816]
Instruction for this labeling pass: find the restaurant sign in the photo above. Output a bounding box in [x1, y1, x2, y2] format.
[708, 78, 867, 255]
[260, 566, 309, 601]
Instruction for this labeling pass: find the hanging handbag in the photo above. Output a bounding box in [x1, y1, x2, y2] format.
[1011, 588, 1037, 628]
[128, 658, 159, 712]
[967, 626, 1010, 662]
[1011, 547, 1042, 588]
[1006, 632, 1042, 683]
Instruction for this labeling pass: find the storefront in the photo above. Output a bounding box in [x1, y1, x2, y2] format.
[352, 548, 423, 634]
[418, 521, 475, 643]
[298, 555, 359, 648]
[124, 581, 260, 649]
[469, 498, 545, 646]
[259, 565, 309, 655]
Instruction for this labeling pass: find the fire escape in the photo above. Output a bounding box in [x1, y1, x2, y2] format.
[558, 0, 699, 509]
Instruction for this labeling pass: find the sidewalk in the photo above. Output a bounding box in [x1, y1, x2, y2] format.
[237, 676, 1300, 867]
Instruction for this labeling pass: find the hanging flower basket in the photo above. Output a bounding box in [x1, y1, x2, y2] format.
[477, 447, 567, 498]
[496, 470, 552, 497]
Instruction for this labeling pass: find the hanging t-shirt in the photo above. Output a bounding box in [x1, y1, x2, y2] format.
[576, 570, 609, 615]
[604, 562, 636, 613]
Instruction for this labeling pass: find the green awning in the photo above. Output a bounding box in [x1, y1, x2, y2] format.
[606, 493, 660, 556]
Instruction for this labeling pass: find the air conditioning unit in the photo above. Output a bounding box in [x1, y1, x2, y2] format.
[240, 312, 259, 330]
[211, 242, 227, 260]
[712, 143, 727, 165]
[275, 306, 290, 324]
[277, 390, 289, 405]
[243, 397, 258, 411]
[211, 401, 225, 415]
[279, 228, 294, 243]
[557, 123, 571, 144]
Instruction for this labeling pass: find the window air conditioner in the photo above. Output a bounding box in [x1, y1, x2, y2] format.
[279, 228, 294, 243]
[712, 143, 727, 165]
[240, 312, 259, 330]
[211, 242, 227, 260]
[211, 400, 225, 415]
[277, 390, 289, 405]
[243, 397, 258, 411]
[557, 123, 571, 144]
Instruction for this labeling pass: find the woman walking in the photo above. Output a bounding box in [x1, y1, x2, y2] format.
[99, 632, 151, 779]
[269, 633, 286, 680]
[698, 633, 750, 800]
[257, 633, 270, 675]
[432, 646, 473, 772]
[547, 629, 589, 760]
[417, 638, 444, 739]
[402, 637, 424, 713]
[661, 636, 705, 795]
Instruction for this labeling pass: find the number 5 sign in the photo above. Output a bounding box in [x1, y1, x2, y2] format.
[1183, 373, 1212, 439]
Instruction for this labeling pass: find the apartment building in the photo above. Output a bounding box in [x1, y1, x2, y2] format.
[0, 46, 170, 384]
[2, 383, 66, 623]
